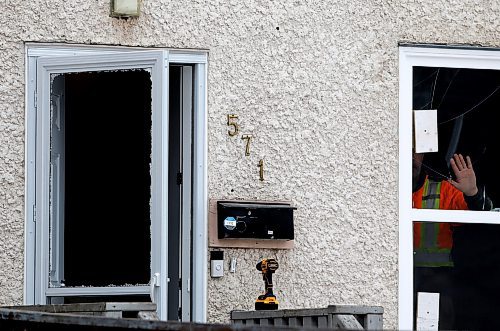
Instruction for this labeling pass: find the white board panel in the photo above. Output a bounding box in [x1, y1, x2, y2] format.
[416, 292, 440, 331]
[414, 109, 438, 153]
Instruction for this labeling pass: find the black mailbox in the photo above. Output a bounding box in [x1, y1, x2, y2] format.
[217, 201, 295, 240]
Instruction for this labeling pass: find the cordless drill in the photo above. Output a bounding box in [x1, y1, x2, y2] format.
[255, 259, 279, 310]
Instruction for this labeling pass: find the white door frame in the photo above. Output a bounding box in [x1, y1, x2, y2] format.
[180, 65, 193, 322]
[399, 45, 500, 330]
[24, 44, 208, 322]
[35, 50, 168, 317]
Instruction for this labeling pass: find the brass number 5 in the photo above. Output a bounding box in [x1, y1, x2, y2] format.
[227, 114, 239, 136]
[241, 134, 252, 156]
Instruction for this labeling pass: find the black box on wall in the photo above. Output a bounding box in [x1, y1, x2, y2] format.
[217, 201, 295, 240]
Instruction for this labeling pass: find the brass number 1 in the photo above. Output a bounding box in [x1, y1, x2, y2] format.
[241, 134, 252, 156]
[227, 114, 239, 136]
[258, 159, 264, 181]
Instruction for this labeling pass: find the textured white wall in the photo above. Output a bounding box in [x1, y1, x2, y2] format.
[1, 0, 500, 328]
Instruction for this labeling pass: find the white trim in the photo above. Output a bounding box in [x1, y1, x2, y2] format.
[35, 51, 165, 72]
[399, 46, 500, 330]
[398, 46, 413, 330]
[26, 43, 208, 65]
[24, 52, 37, 305]
[26, 43, 149, 57]
[155, 50, 169, 320]
[413, 209, 500, 223]
[181, 65, 193, 322]
[45, 286, 150, 297]
[34, 59, 50, 303]
[169, 52, 208, 64]
[191, 63, 208, 323]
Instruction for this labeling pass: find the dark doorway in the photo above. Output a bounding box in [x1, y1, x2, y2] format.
[56, 70, 152, 287]
[167, 66, 184, 321]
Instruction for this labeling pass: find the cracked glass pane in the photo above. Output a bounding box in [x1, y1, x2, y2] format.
[413, 221, 500, 329]
[412, 66, 500, 212]
[49, 70, 152, 287]
[412, 66, 500, 330]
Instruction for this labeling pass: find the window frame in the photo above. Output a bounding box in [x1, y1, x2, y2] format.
[399, 45, 500, 329]
[24, 44, 208, 322]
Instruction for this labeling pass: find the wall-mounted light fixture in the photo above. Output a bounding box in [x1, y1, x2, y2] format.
[110, 0, 140, 18]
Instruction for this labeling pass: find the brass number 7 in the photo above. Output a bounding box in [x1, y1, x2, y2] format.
[241, 134, 252, 156]
[227, 114, 239, 136]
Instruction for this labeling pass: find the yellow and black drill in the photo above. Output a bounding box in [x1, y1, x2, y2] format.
[255, 259, 279, 310]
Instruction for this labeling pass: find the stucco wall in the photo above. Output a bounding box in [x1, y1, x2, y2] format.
[1, 0, 500, 328]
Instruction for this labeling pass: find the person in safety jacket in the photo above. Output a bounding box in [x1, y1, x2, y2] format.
[412, 152, 492, 329]
[413, 153, 492, 267]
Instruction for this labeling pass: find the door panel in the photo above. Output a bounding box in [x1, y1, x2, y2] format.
[167, 65, 193, 321]
[35, 51, 169, 319]
[49, 75, 65, 288]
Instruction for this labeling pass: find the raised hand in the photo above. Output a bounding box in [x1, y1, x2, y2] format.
[449, 153, 478, 196]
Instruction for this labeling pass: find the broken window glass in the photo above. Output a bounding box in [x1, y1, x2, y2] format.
[412, 66, 500, 212]
[49, 70, 152, 287]
[412, 67, 500, 330]
[413, 221, 500, 330]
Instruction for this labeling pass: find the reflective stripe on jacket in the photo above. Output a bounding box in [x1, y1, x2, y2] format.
[413, 177, 468, 267]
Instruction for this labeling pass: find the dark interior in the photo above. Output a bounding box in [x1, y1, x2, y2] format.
[60, 70, 152, 286]
[167, 66, 182, 320]
[50, 294, 151, 304]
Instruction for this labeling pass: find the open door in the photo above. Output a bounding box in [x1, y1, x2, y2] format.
[34, 51, 169, 319]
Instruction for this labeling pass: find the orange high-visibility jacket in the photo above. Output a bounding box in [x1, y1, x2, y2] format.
[413, 177, 467, 266]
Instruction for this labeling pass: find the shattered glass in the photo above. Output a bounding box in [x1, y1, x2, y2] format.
[48, 69, 153, 288]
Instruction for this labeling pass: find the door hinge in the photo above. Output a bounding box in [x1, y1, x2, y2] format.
[33, 204, 36, 222]
[176, 172, 183, 185]
[34, 90, 37, 108]
[178, 307, 182, 321]
[178, 278, 182, 290]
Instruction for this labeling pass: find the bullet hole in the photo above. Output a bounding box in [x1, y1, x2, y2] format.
[276, 27, 280, 30]
[231, 189, 234, 192]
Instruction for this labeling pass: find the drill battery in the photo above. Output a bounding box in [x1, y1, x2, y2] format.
[255, 293, 279, 310]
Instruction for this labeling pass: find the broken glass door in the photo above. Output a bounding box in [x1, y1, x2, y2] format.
[50, 70, 152, 288]
[35, 52, 169, 319]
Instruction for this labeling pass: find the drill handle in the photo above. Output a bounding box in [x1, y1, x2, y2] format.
[264, 272, 274, 294]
